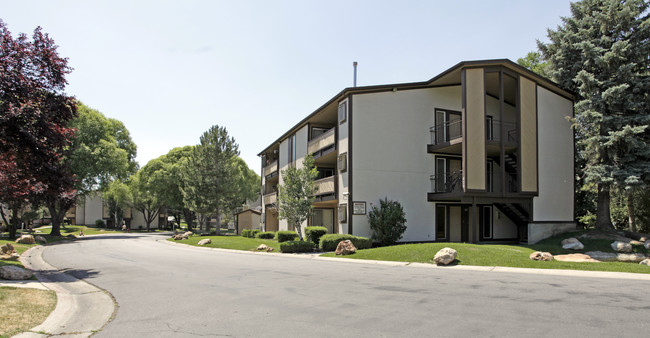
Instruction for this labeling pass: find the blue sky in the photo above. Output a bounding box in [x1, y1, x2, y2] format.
[2, 0, 572, 174]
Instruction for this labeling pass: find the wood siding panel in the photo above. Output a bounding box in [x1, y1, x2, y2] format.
[464, 68, 486, 191]
[520, 77, 538, 193]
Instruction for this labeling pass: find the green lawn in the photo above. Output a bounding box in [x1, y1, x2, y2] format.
[168, 235, 282, 252]
[320, 231, 650, 274]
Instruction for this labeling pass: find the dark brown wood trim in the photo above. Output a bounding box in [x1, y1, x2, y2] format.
[348, 94, 354, 235]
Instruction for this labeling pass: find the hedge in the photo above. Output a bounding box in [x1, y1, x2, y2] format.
[256, 231, 275, 239]
[241, 229, 251, 238]
[280, 240, 316, 253]
[275, 231, 299, 243]
[250, 229, 261, 238]
[319, 234, 373, 252]
[305, 226, 328, 245]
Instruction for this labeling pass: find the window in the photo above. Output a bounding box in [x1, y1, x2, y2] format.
[436, 205, 447, 239]
[338, 153, 347, 172]
[311, 127, 328, 139]
[288, 134, 296, 166]
[317, 168, 334, 179]
[338, 101, 347, 124]
[338, 204, 347, 223]
[482, 206, 492, 239]
[486, 115, 494, 141]
[486, 160, 493, 192]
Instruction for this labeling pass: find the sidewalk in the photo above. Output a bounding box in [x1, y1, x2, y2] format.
[7, 245, 116, 338]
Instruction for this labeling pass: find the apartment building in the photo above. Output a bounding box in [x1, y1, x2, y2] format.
[258, 59, 575, 244]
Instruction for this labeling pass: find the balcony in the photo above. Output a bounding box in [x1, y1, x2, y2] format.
[263, 192, 277, 206]
[313, 175, 336, 202]
[308, 127, 336, 158]
[264, 160, 278, 178]
[427, 171, 464, 201]
[428, 119, 462, 154]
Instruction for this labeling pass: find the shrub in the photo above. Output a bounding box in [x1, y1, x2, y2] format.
[250, 229, 261, 238]
[305, 226, 328, 245]
[256, 231, 275, 239]
[280, 240, 316, 253]
[319, 234, 372, 251]
[95, 219, 105, 227]
[368, 197, 407, 246]
[276, 230, 299, 243]
[241, 229, 251, 238]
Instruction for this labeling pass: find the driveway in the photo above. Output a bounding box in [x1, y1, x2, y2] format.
[42, 233, 649, 337]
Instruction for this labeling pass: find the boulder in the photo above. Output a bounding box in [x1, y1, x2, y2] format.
[640, 259, 650, 266]
[1, 243, 16, 255]
[611, 241, 633, 253]
[630, 240, 644, 246]
[335, 240, 357, 255]
[14, 235, 35, 244]
[553, 253, 599, 262]
[0, 253, 20, 261]
[585, 251, 618, 262]
[35, 235, 47, 244]
[184, 231, 193, 237]
[561, 238, 584, 250]
[640, 237, 648, 242]
[0, 265, 34, 280]
[433, 247, 457, 265]
[266, 247, 274, 252]
[257, 244, 269, 251]
[197, 238, 212, 246]
[616, 253, 647, 263]
[529, 251, 554, 261]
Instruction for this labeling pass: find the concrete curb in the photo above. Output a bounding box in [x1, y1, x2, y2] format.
[14, 245, 117, 338]
[162, 237, 650, 280]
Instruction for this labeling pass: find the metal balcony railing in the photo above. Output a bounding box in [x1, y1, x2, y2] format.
[429, 119, 462, 145]
[430, 119, 518, 145]
[430, 170, 463, 193]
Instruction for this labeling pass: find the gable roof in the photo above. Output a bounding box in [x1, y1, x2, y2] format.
[258, 59, 573, 156]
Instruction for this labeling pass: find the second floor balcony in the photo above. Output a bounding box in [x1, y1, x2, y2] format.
[264, 191, 277, 206]
[428, 118, 518, 154]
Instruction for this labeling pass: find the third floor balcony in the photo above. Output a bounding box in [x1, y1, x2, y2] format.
[308, 127, 336, 158]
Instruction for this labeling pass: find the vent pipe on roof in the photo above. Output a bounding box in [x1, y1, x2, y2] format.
[353, 61, 358, 87]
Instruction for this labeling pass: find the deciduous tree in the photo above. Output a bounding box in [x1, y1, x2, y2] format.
[0, 20, 77, 237]
[278, 155, 318, 240]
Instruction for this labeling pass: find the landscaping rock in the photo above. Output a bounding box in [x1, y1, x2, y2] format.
[529, 251, 554, 261]
[585, 251, 618, 262]
[14, 235, 35, 244]
[257, 244, 269, 251]
[1, 243, 16, 255]
[640, 237, 648, 242]
[266, 247, 274, 252]
[0, 253, 20, 261]
[553, 253, 600, 262]
[630, 240, 644, 246]
[35, 235, 47, 244]
[335, 240, 357, 255]
[197, 239, 211, 246]
[184, 231, 193, 237]
[433, 247, 457, 265]
[616, 253, 647, 263]
[611, 241, 633, 253]
[0, 265, 34, 280]
[172, 233, 188, 240]
[640, 259, 650, 266]
[561, 238, 584, 250]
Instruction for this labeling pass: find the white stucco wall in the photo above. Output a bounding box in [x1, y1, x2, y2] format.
[351, 86, 462, 241]
[533, 87, 574, 222]
[83, 194, 104, 225]
[492, 207, 518, 239]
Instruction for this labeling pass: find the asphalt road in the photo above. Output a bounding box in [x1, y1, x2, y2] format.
[42, 233, 649, 337]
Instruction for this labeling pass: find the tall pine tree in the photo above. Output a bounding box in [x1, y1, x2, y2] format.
[539, 0, 650, 231]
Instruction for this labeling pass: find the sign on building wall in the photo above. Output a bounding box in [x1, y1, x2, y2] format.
[352, 201, 366, 215]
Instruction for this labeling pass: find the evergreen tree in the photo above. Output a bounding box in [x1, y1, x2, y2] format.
[539, 0, 650, 231]
[181, 125, 239, 233]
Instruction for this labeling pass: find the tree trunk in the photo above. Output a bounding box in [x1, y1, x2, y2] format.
[9, 206, 19, 239]
[627, 190, 636, 232]
[595, 183, 615, 231]
[48, 204, 66, 237]
[183, 209, 194, 231]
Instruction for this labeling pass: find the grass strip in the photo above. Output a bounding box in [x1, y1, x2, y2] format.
[0, 287, 57, 338]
